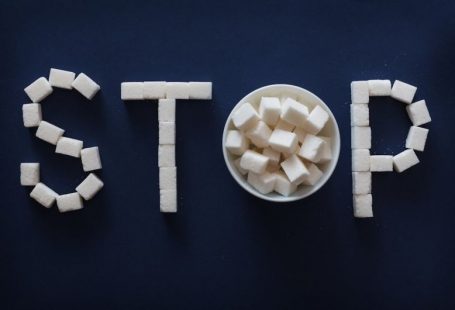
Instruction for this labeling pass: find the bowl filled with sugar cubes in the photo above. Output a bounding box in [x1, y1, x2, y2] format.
[222, 84, 340, 202]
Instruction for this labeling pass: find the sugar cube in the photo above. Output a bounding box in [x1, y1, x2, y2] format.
[158, 98, 176, 122]
[352, 149, 370, 172]
[188, 82, 212, 100]
[319, 136, 332, 163]
[166, 82, 189, 99]
[406, 126, 429, 151]
[144, 81, 166, 99]
[22, 103, 42, 127]
[393, 149, 419, 173]
[49, 68, 75, 89]
[160, 167, 177, 190]
[246, 121, 272, 148]
[281, 98, 309, 127]
[275, 119, 295, 132]
[35, 121, 65, 145]
[160, 189, 177, 213]
[72, 73, 100, 100]
[352, 172, 372, 195]
[232, 102, 260, 131]
[259, 97, 281, 126]
[225, 130, 249, 155]
[262, 147, 280, 167]
[353, 194, 373, 218]
[159, 122, 176, 144]
[76, 173, 104, 200]
[391, 80, 417, 104]
[368, 80, 391, 96]
[273, 171, 297, 196]
[158, 145, 175, 167]
[301, 162, 323, 186]
[55, 137, 83, 158]
[351, 81, 369, 104]
[350, 103, 369, 126]
[406, 100, 431, 126]
[293, 127, 307, 143]
[247, 172, 276, 194]
[351, 126, 371, 149]
[81, 147, 102, 171]
[240, 150, 269, 174]
[281, 154, 309, 185]
[303, 105, 329, 135]
[268, 129, 298, 154]
[298, 134, 324, 163]
[234, 158, 248, 175]
[370, 155, 393, 172]
[30, 182, 58, 208]
[121, 82, 144, 100]
[24, 77, 53, 102]
[20, 163, 40, 186]
[57, 193, 83, 213]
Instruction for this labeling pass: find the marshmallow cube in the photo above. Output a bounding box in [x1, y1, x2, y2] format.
[406, 126, 429, 151]
[81, 147, 102, 171]
[247, 172, 276, 194]
[370, 155, 393, 172]
[239, 150, 269, 174]
[159, 122, 175, 144]
[274, 171, 297, 196]
[391, 80, 417, 104]
[121, 82, 144, 100]
[158, 145, 175, 167]
[188, 82, 212, 100]
[72, 73, 100, 100]
[406, 100, 431, 126]
[352, 172, 372, 195]
[298, 134, 324, 163]
[20, 163, 40, 186]
[281, 154, 309, 185]
[368, 80, 391, 96]
[246, 121, 272, 148]
[35, 121, 65, 145]
[268, 129, 298, 153]
[262, 147, 281, 167]
[350, 104, 369, 126]
[144, 81, 166, 99]
[30, 183, 58, 208]
[351, 126, 371, 149]
[303, 105, 329, 135]
[57, 193, 83, 213]
[225, 130, 249, 155]
[319, 136, 333, 163]
[293, 127, 307, 143]
[393, 149, 419, 173]
[232, 102, 260, 131]
[160, 167, 177, 190]
[22, 103, 42, 127]
[158, 99, 176, 122]
[160, 189, 177, 213]
[49, 68, 75, 89]
[302, 162, 323, 186]
[275, 119, 295, 132]
[24, 77, 53, 102]
[259, 97, 281, 126]
[352, 149, 370, 172]
[353, 194, 373, 218]
[76, 173, 104, 200]
[166, 82, 189, 99]
[351, 81, 369, 104]
[234, 158, 248, 175]
[55, 137, 83, 158]
[281, 98, 309, 127]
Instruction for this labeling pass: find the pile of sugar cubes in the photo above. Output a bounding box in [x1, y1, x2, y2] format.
[225, 96, 333, 196]
[121, 81, 212, 213]
[351, 80, 431, 218]
[21, 68, 104, 213]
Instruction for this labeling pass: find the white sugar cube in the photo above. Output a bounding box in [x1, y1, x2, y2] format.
[158, 98, 176, 122]
[166, 82, 189, 99]
[225, 130, 249, 155]
[352, 172, 372, 195]
[81, 147, 102, 171]
[273, 171, 297, 196]
[188, 82, 212, 100]
[303, 105, 329, 135]
[351, 81, 369, 104]
[391, 80, 417, 104]
[350, 103, 369, 126]
[30, 182, 58, 208]
[72, 73, 100, 100]
[35, 121, 65, 145]
[281, 154, 309, 185]
[232, 102, 260, 131]
[370, 155, 393, 172]
[57, 193, 83, 213]
[298, 134, 324, 163]
[259, 97, 281, 126]
[76, 173, 104, 200]
[351, 126, 371, 149]
[353, 194, 373, 218]
[406, 126, 429, 151]
[160, 167, 177, 190]
[22, 103, 42, 127]
[49, 68, 75, 89]
[234, 158, 248, 175]
[247, 172, 276, 194]
[268, 129, 298, 154]
[160, 189, 177, 213]
[293, 127, 307, 143]
[319, 136, 332, 163]
[158, 145, 175, 167]
[159, 122, 175, 144]
[121, 82, 144, 100]
[246, 121, 272, 148]
[20, 163, 40, 186]
[262, 147, 280, 167]
[393, 149, 419, 173]
[352, 149, 370, 172]
[302, 162, 323, 186]
[275, 119, 295, 132]
[281, 98, 309, 127]
[24, 77, 53, 102]
[368, 80, 391, 96]
[239, 150, 269, 174]
[144, 81, 166, 99]
[406, 100, 431, 126]
[55, 137, 83, 158]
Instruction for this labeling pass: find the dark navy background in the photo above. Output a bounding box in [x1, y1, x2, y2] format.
[1, 0, 454, 309]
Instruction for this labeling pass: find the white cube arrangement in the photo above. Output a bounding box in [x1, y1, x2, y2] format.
[121, 81, 212, 213]
[21, 68, 104, 213]
[350, 80, 431, 218]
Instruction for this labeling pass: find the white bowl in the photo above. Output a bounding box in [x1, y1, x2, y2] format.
[222, 84, 341, 202]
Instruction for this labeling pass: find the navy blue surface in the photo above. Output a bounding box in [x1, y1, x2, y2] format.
[1, 0, 455, 309]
